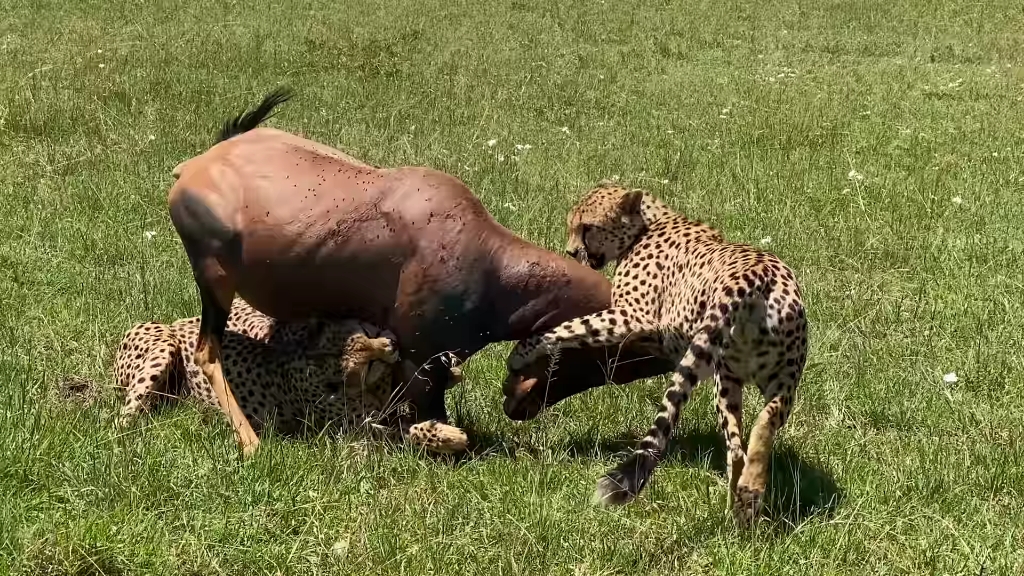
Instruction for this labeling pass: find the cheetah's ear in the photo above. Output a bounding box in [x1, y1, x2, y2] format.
[618, 189, 644, 214]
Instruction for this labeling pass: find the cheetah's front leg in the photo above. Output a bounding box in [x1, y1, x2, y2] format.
[506, 308, 658, 371]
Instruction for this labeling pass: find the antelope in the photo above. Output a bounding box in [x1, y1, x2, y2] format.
[166, 88, 670, 455]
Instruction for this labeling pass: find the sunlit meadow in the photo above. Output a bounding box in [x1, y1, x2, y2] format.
[2, 0, 1023, 574]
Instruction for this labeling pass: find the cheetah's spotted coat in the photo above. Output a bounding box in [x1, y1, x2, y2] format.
[508, 183, 808, 527]
[115, 298, 467, 453]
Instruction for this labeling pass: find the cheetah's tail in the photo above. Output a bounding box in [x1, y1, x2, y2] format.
[594, 329, 714, 507]
[594, 450, 658, 506]
[405, 420, 469, 454]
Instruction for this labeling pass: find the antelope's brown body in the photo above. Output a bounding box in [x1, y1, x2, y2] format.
[166, 90, 669, 454]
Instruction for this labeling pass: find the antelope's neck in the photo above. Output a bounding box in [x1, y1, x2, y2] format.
[487, 237, 612, 343]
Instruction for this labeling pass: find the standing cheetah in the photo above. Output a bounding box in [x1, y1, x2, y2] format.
[115, 298, 468, 454]
[507, 183, 808, 527]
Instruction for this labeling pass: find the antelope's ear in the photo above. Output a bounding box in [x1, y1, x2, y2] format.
[618, 189, 644, 214]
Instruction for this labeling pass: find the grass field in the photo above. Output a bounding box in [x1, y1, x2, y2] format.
[2, 0, 1024, 573]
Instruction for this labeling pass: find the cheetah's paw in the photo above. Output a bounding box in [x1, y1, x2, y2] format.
[372, 338, 400, 363]
[732, 484, 764, 529]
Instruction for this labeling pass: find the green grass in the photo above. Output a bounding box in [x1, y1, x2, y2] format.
[2, 0, 1024, 573]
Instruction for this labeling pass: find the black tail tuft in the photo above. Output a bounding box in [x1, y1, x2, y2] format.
[216, 87, 293, 143]
[593, 450, 658, 506]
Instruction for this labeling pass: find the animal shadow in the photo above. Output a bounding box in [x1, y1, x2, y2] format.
[555, 426, 843, 529]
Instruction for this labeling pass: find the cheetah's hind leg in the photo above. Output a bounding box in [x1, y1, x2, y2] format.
[114, 322, 184, 427]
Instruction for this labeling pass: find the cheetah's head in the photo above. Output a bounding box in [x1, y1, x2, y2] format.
[565, 183, 646, 269]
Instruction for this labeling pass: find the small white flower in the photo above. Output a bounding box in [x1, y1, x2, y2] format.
[143, 231, 156, 240]
[98, 63, 105, 68]
[659, 179, 669, 184]
[951, 196, 963, 205]
[760, 236, 772, 245]
[331, 536, 350, 557]
[992, 152, 998, 157]
[514, 144, 532, 152]
[497, 154, 505, 162]
[847, 169, 864, 182]
[486, 139, 497, 147]
[559, 126, 570, 134]
[147, 134, 155, 141]
[97, 49, 103, 54]
[943, 372, 959, 384]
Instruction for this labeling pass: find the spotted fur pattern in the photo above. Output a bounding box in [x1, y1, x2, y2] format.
[507, 183, 808, 527]
[115, 298, 468, 454]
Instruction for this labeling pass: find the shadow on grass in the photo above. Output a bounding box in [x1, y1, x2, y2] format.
[101, 374, 839, 529]
[464, 424, 843, 530]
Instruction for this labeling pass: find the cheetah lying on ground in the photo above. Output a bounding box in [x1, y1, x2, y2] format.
[507, 182, 808, 527]
[115, 298, 468, 453]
